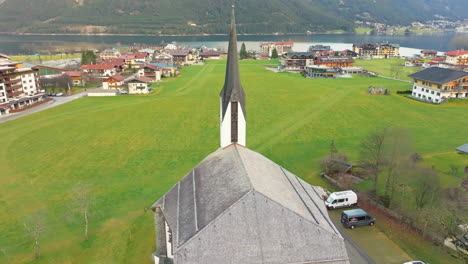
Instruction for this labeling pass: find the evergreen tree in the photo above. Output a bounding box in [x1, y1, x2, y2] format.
[240, 43, 248, 60]
[81, 50, 96, 65]
[271, 48, 279, 59]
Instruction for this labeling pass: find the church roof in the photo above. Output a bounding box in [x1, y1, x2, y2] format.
[219, 7, 246, 120]
[153, 144, 348, 263]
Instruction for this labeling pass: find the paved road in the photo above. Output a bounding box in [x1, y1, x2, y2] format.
[0, 92, 86, 124]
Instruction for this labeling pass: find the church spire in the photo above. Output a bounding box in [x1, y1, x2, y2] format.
[220, 5, 246, 148]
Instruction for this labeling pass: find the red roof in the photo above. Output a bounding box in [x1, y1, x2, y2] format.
[102, 58, 125, 66]
[445, 50, 468, 56]
[65, 71, 82, 77]
[104, 74, 125, 82]
[81, 64, 114, 70]
[143, 64, 159, 70]
[122, 52, 147, 60]
[427, 62, 438, 65]
[432, 57, 445, 61]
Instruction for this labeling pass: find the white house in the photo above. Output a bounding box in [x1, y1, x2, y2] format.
[445, 50, 468, 65]
[102, 74, 125, 90]
[126, 76, 152, 94]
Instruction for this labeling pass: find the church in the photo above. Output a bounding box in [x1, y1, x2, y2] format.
[151, 7, 350, 264]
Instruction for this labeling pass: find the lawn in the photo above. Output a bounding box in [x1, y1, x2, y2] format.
[10, 54, 81, 63]
[1, 60, 467, 263]
[355, 58, 423, 81]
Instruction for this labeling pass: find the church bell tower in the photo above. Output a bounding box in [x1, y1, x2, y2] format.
[220, 5, 246, 148]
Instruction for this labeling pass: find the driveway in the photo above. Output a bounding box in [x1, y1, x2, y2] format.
[0, 92, 86, 124]
[328, 209, 412, 264]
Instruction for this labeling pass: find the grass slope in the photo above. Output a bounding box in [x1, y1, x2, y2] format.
[1, 60, 466, 263]
[355, 58, 423, 81]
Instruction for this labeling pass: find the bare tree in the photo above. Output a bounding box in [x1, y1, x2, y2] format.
[359, 129, 386, 194]
[71, 184, 94, 241]
[413, 167, 440, 209]
[24, 212, 47, 260]
[439, 209, 468, 263]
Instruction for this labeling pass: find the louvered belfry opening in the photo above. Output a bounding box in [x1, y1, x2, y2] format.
[231, 102, 238, 143]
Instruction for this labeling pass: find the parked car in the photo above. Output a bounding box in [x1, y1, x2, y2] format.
[56, 93, 63, 96]
[452, 234, 468, 250]
[325, 190, 358, 209]
[403, 261, 426, 264]
[341, 209, 375, 229]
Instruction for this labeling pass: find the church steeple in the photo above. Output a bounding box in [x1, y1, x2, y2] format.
[220, 5, 246, 148]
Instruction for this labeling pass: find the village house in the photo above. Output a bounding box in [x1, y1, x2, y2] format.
[65, 71, 85, 86]
[308, 45, 331, 54]
[99, 48, 121, 60]
[101, 58, 126, 72]
[164, 43, 178, 50]
[421, 50, 438, 58]
[280, 52, 315, 72]
[167, 50, 193, 65]
[151, 62, 177, 77]
[405, 57, 424, 67]
[444, 50, 468, 65]
[260, 41, 294, 57]
[126, 76, 152, 94]
[199, 51, 221, 60]
[80, 64, 117, 78]
[137, 64, 161, 82]
[306, 65, 341, 78]
[122, 52, 150, 69]
[152, 52, 173, 64]
[352, 43, 400, 58]
[102, 74, 125, 90]
[409, 67, 468, 103]
[341, 49, 359, 58]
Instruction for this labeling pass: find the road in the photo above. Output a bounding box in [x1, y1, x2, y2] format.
[0, 92, 86, 124]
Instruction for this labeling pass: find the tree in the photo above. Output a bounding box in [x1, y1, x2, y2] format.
[359, 129, 386, 194]
[271, 48, 279, 59]
[413, 167, 440, 209]
[81, 50, 96, 65]
[24, 212, 47, 260]
[71, 184, 94, 241]
[240, 42, 248, 60]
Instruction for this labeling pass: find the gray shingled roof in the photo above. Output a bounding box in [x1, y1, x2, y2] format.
[408, 67, 468, 85]
[456, 143, 468, 154]
[219, 7, 246, 120]
[153, 145, 349, 264]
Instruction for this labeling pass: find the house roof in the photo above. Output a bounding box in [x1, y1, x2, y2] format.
[445, 50, 468, 56]
[102, 58, 125, 66]
[103, 74, 125, 82]
[219, 6, 245, 120]
[432, 57, 445, 61]
[200, 51, 221, 56]
[0, 53, 10, 60]
[316, 56, 354, 63]
[260, 41, 294, 46]
[142, 64, 159, 70]
[64, 71, 81, 77]
[153, 144, 348, 263]
[408, 67, 468, 85]
[81, 64, 115, 70]
[168, 50, 191, 56]
[456, 143, 468, 154]
[127, 76, 152, 83]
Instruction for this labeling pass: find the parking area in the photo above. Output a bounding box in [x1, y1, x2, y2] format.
[328, 209, 413, 264]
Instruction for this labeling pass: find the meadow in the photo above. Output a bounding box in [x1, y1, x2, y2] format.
[354, 58, 423, 81]
[0, 59, 467, 263]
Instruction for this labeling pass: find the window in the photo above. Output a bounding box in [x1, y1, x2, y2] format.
[437, 92, 440, 96]
[431, 91, 434, 94]
[338, 199, 345, 203]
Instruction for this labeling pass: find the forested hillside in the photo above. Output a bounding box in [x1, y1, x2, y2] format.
[0, 0, 466, 34]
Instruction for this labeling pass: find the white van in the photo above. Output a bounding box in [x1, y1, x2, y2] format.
[324, 190, 358, 209]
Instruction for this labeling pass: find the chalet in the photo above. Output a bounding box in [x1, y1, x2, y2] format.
[352, 43, 400, 58]
[164, 43, 178, 50]
[80, 64, 117, 78]
[306, 65, 340, 78]
[405, 57, 424, 67]
[341, 49, 359, 58]
[64, 71, 84, 86]
[167, 50, 193, 65]
[199, 51, 221, 60]
[151, 63, 177, 77]
[445, 50, 468, 65]
[409, 67, 468, 103]
[122, 52, 150, 68]
[101, 58, 126, 72]
[421, 50, 438, 58]
[260, 41, 294, 57]
[137, 65, 161, 82]
[152, 52, 173, 64]
[280, 52, 314, 72]
[126, 76, 152, 94]
[314, 56, 354, 68]
[99, 49, 121, 60]
[102, 74, 125, 90]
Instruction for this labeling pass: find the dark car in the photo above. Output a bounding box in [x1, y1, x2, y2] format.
[452, 234, 468, 250]
[341, 209, 375, 229]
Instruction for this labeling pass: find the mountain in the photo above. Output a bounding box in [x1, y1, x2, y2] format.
[0, 0, 466, 35]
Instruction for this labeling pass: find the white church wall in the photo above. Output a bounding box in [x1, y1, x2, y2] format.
[237, 105, 246, 147]
[220, 101, 232, 148]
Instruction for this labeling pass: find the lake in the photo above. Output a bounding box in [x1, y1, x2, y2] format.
[0, 32, 465, 56]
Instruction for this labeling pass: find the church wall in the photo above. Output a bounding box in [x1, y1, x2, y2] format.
[220, 101, 232, 148]
[237, 105, 246, 147]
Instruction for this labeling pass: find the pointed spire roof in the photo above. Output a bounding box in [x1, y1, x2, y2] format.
[220, 5, 246, 120]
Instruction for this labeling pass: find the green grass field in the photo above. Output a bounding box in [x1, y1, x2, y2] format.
[10, 54, 81, 63]
[1, 60, 467, 263]
[355, 58, 423, 81]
